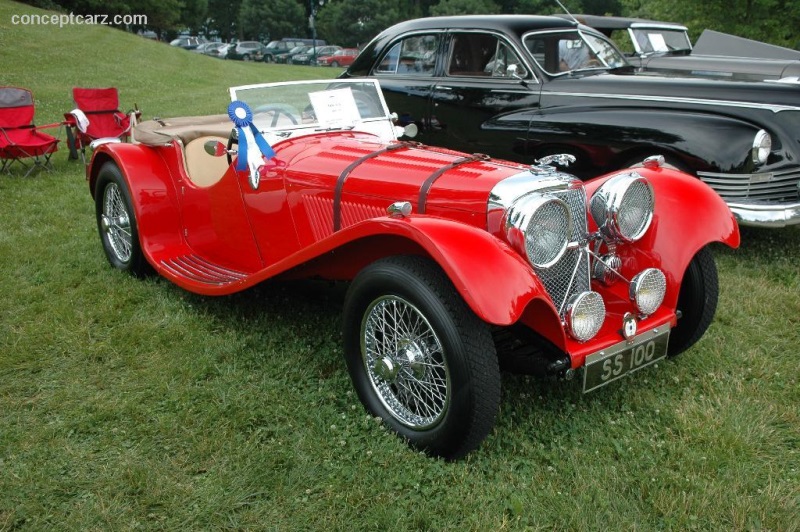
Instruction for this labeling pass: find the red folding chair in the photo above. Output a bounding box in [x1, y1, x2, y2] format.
[0, 87, 60, 177]
[64, 87, 138, 163]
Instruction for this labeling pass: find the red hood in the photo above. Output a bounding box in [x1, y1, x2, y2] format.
[275, 132, 528, 229]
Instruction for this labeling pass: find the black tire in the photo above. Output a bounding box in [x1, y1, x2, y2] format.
[263, 55, 274, 63]
[668, 246, 719, 357]
[242, 54, 251, 61]
[94, 162, 150, 277]
[331, 61, 339, 68]
[342, 256, 501, 460]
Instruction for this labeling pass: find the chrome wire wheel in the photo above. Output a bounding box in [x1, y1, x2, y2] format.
[361, 295, 450, 430]
[101, 182, 132, 264]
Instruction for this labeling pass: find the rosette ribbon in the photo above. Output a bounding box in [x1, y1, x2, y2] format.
[227, 100, 276, 189]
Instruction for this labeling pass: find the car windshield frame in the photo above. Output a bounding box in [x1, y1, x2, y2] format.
[523, 28, 629, 77]
[229, 79, 397, 143]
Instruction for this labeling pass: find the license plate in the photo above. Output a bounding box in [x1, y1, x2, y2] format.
[583, 326, 670, 393]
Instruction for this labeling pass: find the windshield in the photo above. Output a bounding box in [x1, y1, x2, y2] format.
[524, 30, 628, 76]
[229, 80, 397, 142]
[630, 28, 692, 55]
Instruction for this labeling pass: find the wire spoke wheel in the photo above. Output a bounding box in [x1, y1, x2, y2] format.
[343, 256, 501, 459]
[94, 162, 150, 276]
[101, 182, 133, 263]
[362, 295, 450, 429]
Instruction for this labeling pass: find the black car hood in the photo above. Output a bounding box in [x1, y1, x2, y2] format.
[543, 71, 800, 110]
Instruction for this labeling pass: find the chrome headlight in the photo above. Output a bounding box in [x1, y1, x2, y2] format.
[590, 172, 654, 243]
[505, 193, 571, 268]
[752, 129, 771, 166]
[565, 291, 606, 342]
[630, 268, 666, 316]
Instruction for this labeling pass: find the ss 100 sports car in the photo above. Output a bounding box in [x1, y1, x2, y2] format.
[88, 79, 739, 459]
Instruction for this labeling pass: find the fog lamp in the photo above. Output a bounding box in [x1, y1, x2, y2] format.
[630, 268, 667, 316]
[565, 291, 606, 342]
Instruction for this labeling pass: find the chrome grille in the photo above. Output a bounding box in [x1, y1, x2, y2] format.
[698, 168, 800, 203]
[535, 186, 590, 317]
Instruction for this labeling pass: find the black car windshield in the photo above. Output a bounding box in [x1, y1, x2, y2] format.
[524, 30, 628, 76]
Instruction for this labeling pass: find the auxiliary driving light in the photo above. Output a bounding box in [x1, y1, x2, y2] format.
[630, 268, 667, 316]
[565, 291, 606, 342]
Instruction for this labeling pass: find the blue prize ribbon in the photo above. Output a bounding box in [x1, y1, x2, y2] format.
[227, 101, 276, 171]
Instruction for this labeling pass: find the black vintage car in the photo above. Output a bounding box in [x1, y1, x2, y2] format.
[563, 14, 800, 83]
[342, 15, 800, 228]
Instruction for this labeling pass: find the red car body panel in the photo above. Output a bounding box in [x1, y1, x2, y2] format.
[89, 128, 738, 366]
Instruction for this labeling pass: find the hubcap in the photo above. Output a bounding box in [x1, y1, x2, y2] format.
[102, 182, 132, 263]
[361, 295, 450, 430]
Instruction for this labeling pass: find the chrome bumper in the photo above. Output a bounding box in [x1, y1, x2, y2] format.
[727, 201, 800, 228]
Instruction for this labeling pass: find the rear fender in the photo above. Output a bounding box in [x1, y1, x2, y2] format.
[89, 143, 184, 263]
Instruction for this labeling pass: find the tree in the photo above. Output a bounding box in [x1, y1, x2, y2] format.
[315, 0, 405, 48]
[206, 0, 242, 41]
[429, 0, 501, 16]
[239, 0, 305, 41]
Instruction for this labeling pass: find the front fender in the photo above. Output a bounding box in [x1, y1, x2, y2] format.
[528, 107, 763, 175]
[585, 166, 740, 309]
[89, 143, 184, 262]
[242, 215, 557, 326]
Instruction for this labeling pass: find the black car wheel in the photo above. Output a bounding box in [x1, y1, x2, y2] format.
[242, 54, 251, 61]
[343, 256, 501, 460]
[94, 162, 150, 277]
[331, 61, 340, 68]
[668, 246, 719, 357]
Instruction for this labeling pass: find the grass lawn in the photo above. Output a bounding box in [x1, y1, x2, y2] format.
[1, 0, 799, 529]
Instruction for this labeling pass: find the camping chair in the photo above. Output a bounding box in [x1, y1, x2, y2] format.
[0, 87, 60, 177]
[64, 87, 139, 163]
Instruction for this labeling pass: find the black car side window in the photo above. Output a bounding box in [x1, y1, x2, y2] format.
[447, 33, 527, 78]
[375, 34, 439, 76]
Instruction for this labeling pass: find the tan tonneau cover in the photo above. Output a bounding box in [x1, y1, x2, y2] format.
[134, 114, 232, 146]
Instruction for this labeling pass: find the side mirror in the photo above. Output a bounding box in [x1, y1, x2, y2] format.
[204, 140, 229, 157]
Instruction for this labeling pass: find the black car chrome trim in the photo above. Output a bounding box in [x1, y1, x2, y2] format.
[545, 91, 800, 113]
[334, 143, 410, 232]
[418, 153, 489, 214]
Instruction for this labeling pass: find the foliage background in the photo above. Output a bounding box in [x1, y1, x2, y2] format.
[16, 0, 800, 49]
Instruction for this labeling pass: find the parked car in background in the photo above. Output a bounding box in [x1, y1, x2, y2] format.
[226, 41, 267, 61]
[318, 48, 360, 67]
[564, 14, 800, 82]
[169, 36, 207, 50]
[88, 78, 738, 459]
[291, 45, 341, 65]
[200, 42, 228, 59]
[275, 45, 311, 64]
[263, 38, 327, 63]
[193, 42, 221, 54]
[342, 15, 800, 227]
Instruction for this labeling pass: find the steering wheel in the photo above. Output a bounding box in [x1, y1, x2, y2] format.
[254, 104, 299, 127]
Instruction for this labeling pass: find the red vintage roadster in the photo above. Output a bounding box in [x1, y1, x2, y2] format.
[88, 79, 739, 459]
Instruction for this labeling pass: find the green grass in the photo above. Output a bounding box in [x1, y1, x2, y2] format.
[1, 0, 799, 529]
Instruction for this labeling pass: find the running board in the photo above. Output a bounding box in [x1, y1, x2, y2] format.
[160, 254, 249, 286]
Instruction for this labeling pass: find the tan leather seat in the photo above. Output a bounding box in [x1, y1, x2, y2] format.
[184, 135, 230, 187]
